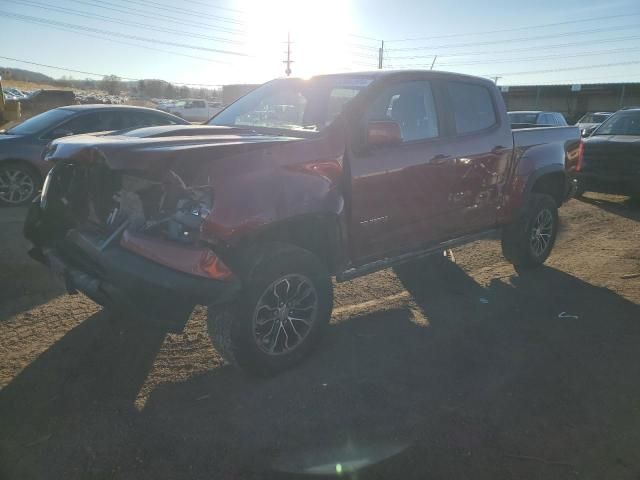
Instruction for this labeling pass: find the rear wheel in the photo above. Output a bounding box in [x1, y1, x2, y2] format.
[207, 243, 333, 376]
[0, 162, 41, 206]
[501, 193, 558, 270]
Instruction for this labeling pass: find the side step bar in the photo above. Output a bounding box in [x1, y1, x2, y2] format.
[336, 228, 499, 282]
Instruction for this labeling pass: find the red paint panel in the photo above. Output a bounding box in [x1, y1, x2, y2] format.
[120, 230, 234, 280]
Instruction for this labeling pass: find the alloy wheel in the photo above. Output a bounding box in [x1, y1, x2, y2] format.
[530, 208, 554, 257]
[0, 168, 35, 204]
[252, 274, 318, 355]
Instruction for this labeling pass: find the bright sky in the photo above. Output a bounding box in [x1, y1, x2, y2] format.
[2, 0, 640, 87]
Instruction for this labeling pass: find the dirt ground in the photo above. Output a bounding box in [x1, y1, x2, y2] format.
[1, 194, 639, 480]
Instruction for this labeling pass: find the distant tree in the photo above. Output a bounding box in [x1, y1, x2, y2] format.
[165, 83, 176, 99]
[178, 85, 190, 98]
[100, 74, 122, 95]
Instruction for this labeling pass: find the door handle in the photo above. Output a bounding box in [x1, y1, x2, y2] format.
[429, 154, 454, 165]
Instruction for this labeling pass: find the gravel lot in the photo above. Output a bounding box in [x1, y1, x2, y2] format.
[1, 195, 639, 480]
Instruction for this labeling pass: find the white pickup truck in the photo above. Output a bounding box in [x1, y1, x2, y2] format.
[159, 99, 223, 123]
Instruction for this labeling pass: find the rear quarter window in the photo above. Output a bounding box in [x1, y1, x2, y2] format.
[447, 82, 497, 134]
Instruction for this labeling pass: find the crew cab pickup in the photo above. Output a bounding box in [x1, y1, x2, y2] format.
[24, 71, 582, 375]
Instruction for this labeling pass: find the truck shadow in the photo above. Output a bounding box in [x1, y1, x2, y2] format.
[577, 194, 640, 222]
[0, 206, 65, 322]
[2, 263, 640, 479]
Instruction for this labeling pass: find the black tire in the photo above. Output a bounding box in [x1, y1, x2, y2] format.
[207, 243, 333, 376]
[501, 193, 558, 270]
[0, 161, 41, 206]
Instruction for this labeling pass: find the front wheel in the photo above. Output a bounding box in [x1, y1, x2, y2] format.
[501, 193, 558, 270]
[207, 243, 333, 376]
[0, 162, 41, 206]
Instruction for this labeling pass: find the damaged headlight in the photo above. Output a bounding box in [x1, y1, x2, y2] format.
[166, 196, 212, 242]
[106, 169, 214, 245]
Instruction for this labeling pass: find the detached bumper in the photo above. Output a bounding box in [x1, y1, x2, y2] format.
[25, 201, 240, 318]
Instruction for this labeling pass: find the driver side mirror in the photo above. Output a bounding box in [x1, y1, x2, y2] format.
[48, 128, 73, 139]
[367, 121, 402, 147]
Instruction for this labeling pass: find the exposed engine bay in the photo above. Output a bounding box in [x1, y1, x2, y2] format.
[105, 170, 213, 244]
[42, 161, 214, 246]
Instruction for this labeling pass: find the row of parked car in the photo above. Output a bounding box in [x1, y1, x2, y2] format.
[508, 109, 614, 136]
[507, 108, 639, 199]
[2, 88, 31, 101]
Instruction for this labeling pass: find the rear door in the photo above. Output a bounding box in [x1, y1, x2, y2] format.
[437, 80, 513, 236]
[349, 78, 454, 262]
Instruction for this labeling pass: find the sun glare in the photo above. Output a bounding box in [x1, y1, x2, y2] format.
[242, 0, 354, 80]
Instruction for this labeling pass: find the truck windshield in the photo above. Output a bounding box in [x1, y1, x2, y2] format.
[592, 111, 640, 136]
[209, 77, 370, 133]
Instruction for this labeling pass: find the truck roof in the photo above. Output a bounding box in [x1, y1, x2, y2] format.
[307, 69, 496, 85]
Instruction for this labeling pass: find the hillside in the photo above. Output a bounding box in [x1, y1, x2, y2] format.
[0, 67, 55, 84]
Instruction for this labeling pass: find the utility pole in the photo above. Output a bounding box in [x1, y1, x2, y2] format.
[283, 31, 293, 76]
[430, 55, 438, 70]
[378, 40, 384, 69]
[492, 76, 502, 85]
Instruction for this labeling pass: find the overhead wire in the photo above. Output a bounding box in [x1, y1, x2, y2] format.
[64, 0, 246, 35]
[0, 11, 250, 56]
[386, 24, 640, 52]
[7, 0, 244, 44]
[386, 12, 640, 42]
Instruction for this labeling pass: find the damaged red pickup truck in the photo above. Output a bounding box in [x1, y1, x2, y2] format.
[24, 70, 582, 375]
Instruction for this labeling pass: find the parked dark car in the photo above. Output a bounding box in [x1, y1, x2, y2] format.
[25, 70, 581, 375]
[508, 110, 568, 129]
[19, 89, 76, 116]
[572, 108, 640, 199]
[0, 104, 188, 205]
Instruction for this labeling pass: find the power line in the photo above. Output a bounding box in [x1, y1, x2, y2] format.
[0, 55, 223, 86]
[64, 0, 245, 35]
[484, 59, 640, 78]
[24, 22, 232, 65]
[7, 0, 244, 44]
[386, 23, 640, 52]
[117, 0, 243, 25]
[0, 11, 250, 56]
[388, 46, 640, 68]
[386, 12, 640, 42]
[170, 0, 246, 16]
[385, 34, 640, 60]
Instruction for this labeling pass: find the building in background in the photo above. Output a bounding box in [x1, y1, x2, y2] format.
[501, 83, 640, 124]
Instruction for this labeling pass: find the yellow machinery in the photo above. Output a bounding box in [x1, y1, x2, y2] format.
[0, 76, 22, 128]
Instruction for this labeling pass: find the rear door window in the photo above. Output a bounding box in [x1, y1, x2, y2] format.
[49, 112, 106, 136]
[447, 82, 497, 134]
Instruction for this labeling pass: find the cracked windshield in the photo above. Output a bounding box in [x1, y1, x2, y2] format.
[1, 0, 640, 479]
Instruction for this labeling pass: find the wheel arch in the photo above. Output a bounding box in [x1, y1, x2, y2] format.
[528, 167, 568, 207]
[228, 213, 347, 276]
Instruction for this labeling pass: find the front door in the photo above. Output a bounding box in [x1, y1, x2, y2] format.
[349, 79, 456, 263]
